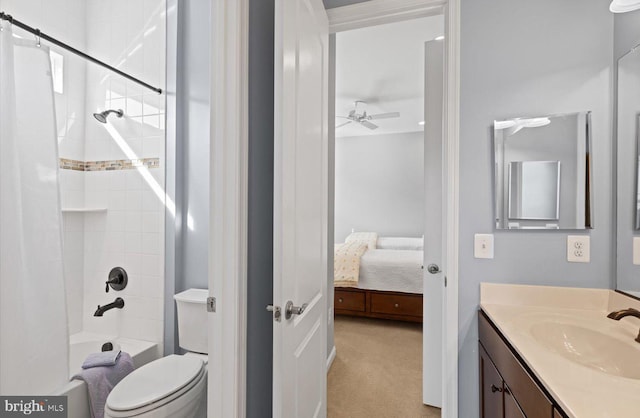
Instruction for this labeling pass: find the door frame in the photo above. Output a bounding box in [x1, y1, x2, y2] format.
[327, 1, 460, 417]
[207, 0, 459, 417]
[208, 0, 249, 417]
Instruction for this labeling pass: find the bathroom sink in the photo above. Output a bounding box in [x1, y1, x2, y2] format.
[530, 322, 640, 379]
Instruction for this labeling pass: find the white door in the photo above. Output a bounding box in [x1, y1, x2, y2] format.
[423, 39, 445, 408]
[273, 0, 329, 417]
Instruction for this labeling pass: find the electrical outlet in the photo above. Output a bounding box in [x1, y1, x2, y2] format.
[328, 307, 333, 325]
[474, 234, 494, 259]
[567, 235, 590, 263]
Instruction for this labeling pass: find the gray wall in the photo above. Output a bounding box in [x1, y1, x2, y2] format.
[246, 0, 275, 416]
[459, 1, 614, 417]
[614, 10, 640, 294]
[170, 2, 276, 416]
[164, 0, 212, 355]
[177, 0, 211, 295]
[334, 131, 425, 242]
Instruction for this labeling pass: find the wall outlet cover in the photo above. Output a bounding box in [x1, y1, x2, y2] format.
[567, 235, 590, 263]
[474, 234, 494, 259]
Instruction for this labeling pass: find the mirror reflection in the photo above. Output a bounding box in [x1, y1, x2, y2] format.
[508, 161, 560, 221]
[615, 46, 640, 296]
[494, 112, 593, 230]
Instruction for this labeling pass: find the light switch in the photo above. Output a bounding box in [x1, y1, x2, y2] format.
[567, 235, 590, 263]
[633, 237, 640, 265]
[474, 234, 494, 259]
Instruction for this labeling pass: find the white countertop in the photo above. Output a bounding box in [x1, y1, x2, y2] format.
[480, 283, 640, 418]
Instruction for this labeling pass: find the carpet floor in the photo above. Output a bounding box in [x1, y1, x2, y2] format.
[327, 316, 441, 418]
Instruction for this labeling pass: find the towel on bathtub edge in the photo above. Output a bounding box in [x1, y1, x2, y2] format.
[72, 351, 134, 418]
[82, 350, 122, 369]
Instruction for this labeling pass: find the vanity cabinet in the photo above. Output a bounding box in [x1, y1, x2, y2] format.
[479, 310, 567, 418]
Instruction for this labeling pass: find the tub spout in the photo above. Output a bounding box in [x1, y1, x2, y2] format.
[94, 297, 124, 316]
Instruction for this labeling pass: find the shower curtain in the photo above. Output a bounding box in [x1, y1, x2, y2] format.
[0, 25, 69, 395]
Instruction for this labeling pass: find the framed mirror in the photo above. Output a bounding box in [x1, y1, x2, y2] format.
[494, 112, 593, 230]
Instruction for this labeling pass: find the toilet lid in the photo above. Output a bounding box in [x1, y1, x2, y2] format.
[107, 355, 204, 411]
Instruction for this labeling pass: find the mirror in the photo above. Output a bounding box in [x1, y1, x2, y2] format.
[615, 46, 640, 296]
[494, 112, 593, 230]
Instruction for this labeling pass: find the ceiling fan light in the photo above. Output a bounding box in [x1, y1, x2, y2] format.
[610, 0, 640, 13]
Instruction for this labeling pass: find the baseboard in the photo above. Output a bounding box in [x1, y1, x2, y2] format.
[326, 346, 337, 372]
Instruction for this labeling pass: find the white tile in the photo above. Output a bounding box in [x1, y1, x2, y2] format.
[126, 170, 144, 191]
[141, 233, 160, 255]
[142, 190, 161, 212]
[120, 296, 163, 321]
[106, 231, 126, 253]
[125, 211, 142, 233]
[86, 190, 108, 208]
[126, 96, 144, 117]
[142, 136, 164, 158]
[125, 190, 143, 211]
[106, 210, 127, 232]
[141, 211, 161, 233]
[109, 171, 127, 191]
[141, 254, 161, 277]
[128, 138, 144, 158]
[108, 190, 127, 211]
[125, 232, 142, 253]
[120, 317, 163, 342]
[124, 252, 142, 276]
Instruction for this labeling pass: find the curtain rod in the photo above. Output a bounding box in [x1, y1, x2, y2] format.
[0, 12, 163, 95]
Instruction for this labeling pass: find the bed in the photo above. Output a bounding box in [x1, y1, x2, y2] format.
[334, 234, 424, 323]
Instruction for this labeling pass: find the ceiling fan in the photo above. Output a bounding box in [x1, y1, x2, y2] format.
[336, 100, 400, 130]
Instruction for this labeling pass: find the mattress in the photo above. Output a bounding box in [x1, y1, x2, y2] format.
[355, 249, 424, 294]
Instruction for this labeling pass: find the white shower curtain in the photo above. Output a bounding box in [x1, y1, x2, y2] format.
[0, 25, 69, 395]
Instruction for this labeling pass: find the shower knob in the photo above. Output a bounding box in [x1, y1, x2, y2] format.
[105, 267, 128, 292]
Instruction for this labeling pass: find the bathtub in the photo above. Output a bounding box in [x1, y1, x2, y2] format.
[54, 333, 161, 418]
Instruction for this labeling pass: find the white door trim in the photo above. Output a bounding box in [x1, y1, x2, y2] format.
[327, 1, 460, 417]
[327, 0, 446, 33]
[208, 0, 249, 417]
[442, 2, 460, 417]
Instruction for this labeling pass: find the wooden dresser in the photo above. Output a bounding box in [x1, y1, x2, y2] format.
[334, 287, 423, 323]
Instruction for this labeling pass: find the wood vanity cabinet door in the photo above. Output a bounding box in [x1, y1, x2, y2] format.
[479, 345, 504, 418]
[504, 386, 526, 418]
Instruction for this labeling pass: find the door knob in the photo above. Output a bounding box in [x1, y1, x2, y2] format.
[285, 301, 308, 320]
[427, 264, 440, 274]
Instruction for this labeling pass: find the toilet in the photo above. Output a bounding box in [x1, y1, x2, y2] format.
[104, 289, 209, 418]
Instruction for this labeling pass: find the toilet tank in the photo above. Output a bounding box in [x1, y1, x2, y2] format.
[174, 289, 208, 354]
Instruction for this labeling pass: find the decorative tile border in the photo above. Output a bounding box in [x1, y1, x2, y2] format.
[59, 158, 160, 171]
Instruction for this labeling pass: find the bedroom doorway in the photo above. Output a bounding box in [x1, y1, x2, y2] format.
[328, 9, 446, 418]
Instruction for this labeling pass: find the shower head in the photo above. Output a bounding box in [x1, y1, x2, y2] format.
[93, 109, 124, 124]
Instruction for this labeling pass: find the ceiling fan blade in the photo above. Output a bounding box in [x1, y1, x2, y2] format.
[360, 120, 378, 130]
[336, 121, 352, 129]
[368, 112, 400, 120]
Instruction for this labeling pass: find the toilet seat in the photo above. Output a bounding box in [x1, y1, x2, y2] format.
[105, 355, 205, 417]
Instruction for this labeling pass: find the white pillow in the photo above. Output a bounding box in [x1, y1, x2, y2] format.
[344, 232, 378, 250]
[377, 237, 423, 251]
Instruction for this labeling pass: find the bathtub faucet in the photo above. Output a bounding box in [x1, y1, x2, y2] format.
[94, 297, 125, 316]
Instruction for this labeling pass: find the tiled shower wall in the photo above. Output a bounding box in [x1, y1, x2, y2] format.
[81, 0, 166, 342]
[0, 0, 166, 343]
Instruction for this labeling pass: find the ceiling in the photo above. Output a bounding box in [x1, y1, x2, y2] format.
[335, 15, 444, 138]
